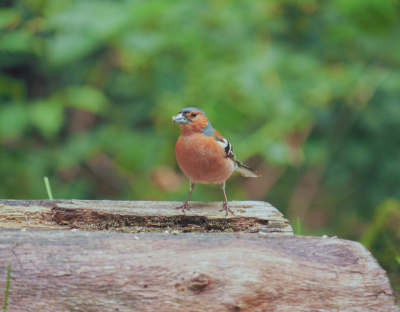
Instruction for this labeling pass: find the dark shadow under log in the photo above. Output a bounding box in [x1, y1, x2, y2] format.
[0, 229, 398, 312]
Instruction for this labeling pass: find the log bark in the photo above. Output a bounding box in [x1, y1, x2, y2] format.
[0, 229, 398, 312]
[0, 200, 293, 234]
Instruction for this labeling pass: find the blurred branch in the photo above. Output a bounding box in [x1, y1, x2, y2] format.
[69, 108, 96, 134]
[288, 66, 389, 223]
[86, 152, 129, 193]
[328, 66, 389, 158]
[244, 162, 286, 200]
[287, 168, 322, 222]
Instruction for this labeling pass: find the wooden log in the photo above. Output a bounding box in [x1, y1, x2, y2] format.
[0, 229, 398, 312]
[0, 200, 293, 234]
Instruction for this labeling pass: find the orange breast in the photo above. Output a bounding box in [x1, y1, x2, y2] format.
[175, 133, 235, 184]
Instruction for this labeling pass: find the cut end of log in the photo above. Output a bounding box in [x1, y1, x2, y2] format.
[0, 200, 293, 234]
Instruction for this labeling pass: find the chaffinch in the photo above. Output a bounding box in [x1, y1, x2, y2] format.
[172, 107, 261, 216]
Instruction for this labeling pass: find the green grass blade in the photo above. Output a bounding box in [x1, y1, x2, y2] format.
[44, 177, 53, 200]
[3, 263, 11, 312]
[296, 217, 302, 236]
[383, 231, 400, 264]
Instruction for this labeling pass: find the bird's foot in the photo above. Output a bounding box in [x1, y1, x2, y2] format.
[220, 202, 234, 217]
[176, 201, 190, 214]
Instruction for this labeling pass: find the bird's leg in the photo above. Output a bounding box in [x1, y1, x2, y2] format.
[176, 181, 195, 213]
[219, 181, 234, 217]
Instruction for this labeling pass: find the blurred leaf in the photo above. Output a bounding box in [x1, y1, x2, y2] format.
[0, 8, 20, 29]
[97, 126, 163, 171]
[47, 34, 100, 65]
[0, 31, 32, 53]
[336, 0, 397, 33]
[46, 0, 134, 64]
[0, 103, 28, 139]
[360, 198, 400, 249]
[29, 98, 64, 137]
[0, 75, 25, 100]
[57, 133, 100, 168]
[263, 141, 289, 165]
[380, 72, 400, 95]
[46, 1, 133, 38]
[64, 86, 108, 113]
[118, 32, 164, 54]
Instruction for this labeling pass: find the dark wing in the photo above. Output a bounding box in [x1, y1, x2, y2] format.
[214, 131, 261, 178]
[214, 134, 235, 160]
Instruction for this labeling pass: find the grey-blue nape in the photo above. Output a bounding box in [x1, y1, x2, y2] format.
[200, 122, 214, 137]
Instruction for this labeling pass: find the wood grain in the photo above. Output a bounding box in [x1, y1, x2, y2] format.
[0, 229, 398, 312]
[0, 200, 293, 234]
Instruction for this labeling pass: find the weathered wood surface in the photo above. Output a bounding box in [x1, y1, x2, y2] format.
[0, 200, 293, 234]
[0, 229, 398, 312]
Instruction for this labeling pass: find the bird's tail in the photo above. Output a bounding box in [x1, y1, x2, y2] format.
[234, 161, 261, 178]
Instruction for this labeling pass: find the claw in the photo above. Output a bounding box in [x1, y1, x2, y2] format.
[220, 201, 234, 217]
[176, 201, 190, 214]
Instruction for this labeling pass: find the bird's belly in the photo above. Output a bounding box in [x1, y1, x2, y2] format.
[176, 138, 235, 184]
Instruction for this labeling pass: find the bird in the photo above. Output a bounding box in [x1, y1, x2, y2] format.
[172, 107, 261, 216]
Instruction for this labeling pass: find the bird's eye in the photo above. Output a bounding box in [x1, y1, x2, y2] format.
[191, 113, 197, 118]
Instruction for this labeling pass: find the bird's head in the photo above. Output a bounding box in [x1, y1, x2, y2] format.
[172, 107, 214, 136]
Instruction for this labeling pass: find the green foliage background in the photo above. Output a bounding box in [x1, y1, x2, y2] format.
[1, 0, 400, 298]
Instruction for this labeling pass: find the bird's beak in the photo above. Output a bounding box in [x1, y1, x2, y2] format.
[172, 113, 188, 124]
